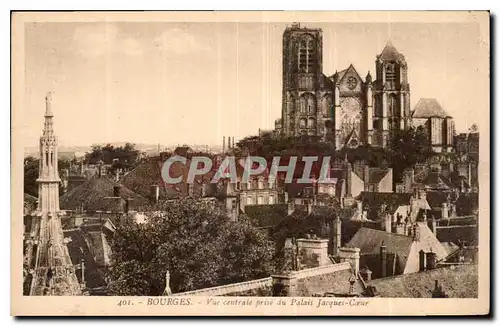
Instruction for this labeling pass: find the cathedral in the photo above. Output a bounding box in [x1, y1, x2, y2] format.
[276, 23, 412, 149]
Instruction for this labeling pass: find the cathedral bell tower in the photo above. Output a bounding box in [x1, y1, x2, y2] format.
[373, 41, 411, 147]
[282, 23, 324, 137]
[36, 92, 61, 212]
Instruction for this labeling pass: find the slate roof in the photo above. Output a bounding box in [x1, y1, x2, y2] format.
[353, 167, 391, 183]
[412, 98, 450, 118]
[60, 176, 149, 212]
[378, 41, 405, 61]
[426, 191, 453, 210]
[346, 227, 414, 272]
[367, 264, 478, 298]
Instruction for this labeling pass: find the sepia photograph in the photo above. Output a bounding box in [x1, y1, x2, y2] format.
[11, 10, 490, 316]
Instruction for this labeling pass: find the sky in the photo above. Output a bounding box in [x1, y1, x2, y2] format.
[23, 20, 486, 148]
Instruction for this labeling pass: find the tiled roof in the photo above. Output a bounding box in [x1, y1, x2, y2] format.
[412, 98, 450, 118]
[378, 41, 405, 61]
[426, 191, 452, 210]
[347, 227, 414, 271]
[367, 264, 478, 298]
[369, 168, 390, 184]
[60, 176, 148, 212]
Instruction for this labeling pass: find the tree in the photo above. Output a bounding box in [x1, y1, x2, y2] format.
[388, 126, 433, 180]
[23, 156, 73, 197]
[83, 143, 142, 173]
[107, 199, 276, 296]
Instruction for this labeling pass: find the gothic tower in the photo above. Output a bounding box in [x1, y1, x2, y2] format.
[281, 23, 333, 138]
[37, 92, 61, 212]
[372, 41, 411, 147]
[28, 93, 81, 296]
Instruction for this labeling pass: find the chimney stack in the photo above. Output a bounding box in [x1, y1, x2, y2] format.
[441, 202, 449, 219]
[113, 185, 121, 197]
[426, 250, 437, 270]
[287, 200, 295, 215]
[223, 136, 226, 153]
[380, 241, 387, 278]
[412, 223, 420, 242]
[150, 185, 160, 203]
[419, 250, 426, 271]
[125, 198, 132, 213]
[363, 164, 370, 190]
[338, 247, 360, 275]
[330, 216, 342, 256]
[360, 266, 372, 282]
[296, 238, 330, 269]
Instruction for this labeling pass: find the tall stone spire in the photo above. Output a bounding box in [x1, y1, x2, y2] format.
[28, 93, 81, 296]
[37, 91, 61, 212]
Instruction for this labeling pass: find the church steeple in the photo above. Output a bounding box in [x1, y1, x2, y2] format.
[28, 92, 81, 296]
[37, 91, 61, 212]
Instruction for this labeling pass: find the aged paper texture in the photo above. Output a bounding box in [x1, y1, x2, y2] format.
[11, 11, 490, 316]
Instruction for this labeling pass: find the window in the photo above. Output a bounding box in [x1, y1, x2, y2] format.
[269, 195, 274, 205]
[257, 196, 263, 205]
[308, 118, 316, 129]
[247, 197, 253, 205]
[298, 37, 316, 73]
[300, 118, 307, 128]
[258, 178, 264, 189]
[247, 181, 252, 190]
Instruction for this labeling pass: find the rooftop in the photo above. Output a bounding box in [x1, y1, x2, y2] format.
[412, 98, 450, 118]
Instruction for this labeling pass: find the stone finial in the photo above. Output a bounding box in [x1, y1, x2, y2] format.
[164, 270, 172, 296]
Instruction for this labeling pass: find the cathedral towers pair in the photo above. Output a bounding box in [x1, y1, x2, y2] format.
[279, 23, 411, 148]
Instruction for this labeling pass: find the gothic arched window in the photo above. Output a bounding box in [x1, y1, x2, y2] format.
[299, 93, 316, 114]
[298, 35, 315, 73]
[308, 117, 316, 129]
[322, 94, 332, 116]
[300, 118, 307, 128]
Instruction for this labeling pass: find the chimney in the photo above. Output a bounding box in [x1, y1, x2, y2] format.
[432, 280, 448, 298]
[287, 200, 295, 215]
[384, 213, 392, 233]
[296, 238, 330, 268]
[419, 250, 426, 271]
[330, 216, 341, 256]
[356, 201, 362, 214]
[431, 216, 437, 235]
[223, 136, 226, 153]
[360, 266, 372, 282]
[232, 136, 235, 149]
[201, 183, 207, 197]
[113, 185, 121, 197]
[441, 202, 449, 219]
[450, 204, 457, 218]
[412, 223, 420, 242]
[125, 198, 132, 213]
[380, 242, 387, 278]
[363, 164, 370, 191]
[426, 250, 437, 270]
[338, 247, 360, 275]
[150, 185, 159, 203]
